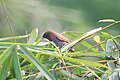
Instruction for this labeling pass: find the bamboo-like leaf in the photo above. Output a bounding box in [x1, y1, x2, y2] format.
[13, 47, 22, 80]
[0, 34, 29, 41]
[35, 51, 108, 69]
[28, 28, 38, 44]
[61, 27, 102, 52]
[0, 45, 15, 65]
[0, 55, 12, 80]
[98, 19, 116, 23]
[81, 41, 98, 52]
[19, 45, 56, 80]
[25, 46, 109, 68]
[0, 42, 43, 48]
[101, 32, 112, 39]
[94, 35, 100, 43]
[64, 51, 111, 57]
[63, 31, 83, 38]
[18, 54, 32, 64]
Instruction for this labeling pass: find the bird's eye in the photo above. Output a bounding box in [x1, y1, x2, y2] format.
[43, 33, 47, 38]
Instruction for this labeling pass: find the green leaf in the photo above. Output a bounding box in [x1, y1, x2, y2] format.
[19, 45, 56, 80]
[81, 41, 98, 52]
[28, 28, 38, 44]
[0, 34, 29, 41]
[0, 55, 12, 80]
[13, 47, 22, 80]
[59, 70, 82, 80]
[18, 54, 32, 63]
[64, 51, 111, 57]
[101, 32, 112, 39]
[61, 27, 102, 52]
[35, 37, 42, 45]
[98, 19, 116, 23]
[0, 42, 43, 48]
[75, 67, 81, 75]
[36, 51, 108, 69]
[114, 35, 120, 43]
[94, 35, 100, 43]
[0, 45, 15, 65]
[63, 31, 83, 38]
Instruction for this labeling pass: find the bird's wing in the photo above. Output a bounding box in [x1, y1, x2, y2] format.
[56, 34, 70, 42]
[53, 37, 65, 48]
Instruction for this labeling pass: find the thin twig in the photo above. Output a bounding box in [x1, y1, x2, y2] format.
[81, 63, 101, 80]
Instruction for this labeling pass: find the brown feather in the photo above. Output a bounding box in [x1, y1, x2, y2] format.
[46, 30, 69, 42]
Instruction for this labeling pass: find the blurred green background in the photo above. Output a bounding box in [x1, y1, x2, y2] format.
[0, 0, 120, 37]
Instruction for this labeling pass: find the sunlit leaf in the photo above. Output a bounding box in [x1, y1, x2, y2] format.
[28, 28, 38, 44]
[18, 54, 31, 63]
[61, 27, 102, 52]
[81, 41, 98, 52]
[101, 32, 112, 39]
[94, 35, 100, 43]
[98, 19, 116, 23]
[63, 31, 83, 38]
[0, 34, 29, 41]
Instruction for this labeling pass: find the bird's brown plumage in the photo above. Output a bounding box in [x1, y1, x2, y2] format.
[42, 30, 74, 52]
[43, 30, 69, 42]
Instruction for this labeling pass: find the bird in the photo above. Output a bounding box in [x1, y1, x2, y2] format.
[42, 30, 74, 52]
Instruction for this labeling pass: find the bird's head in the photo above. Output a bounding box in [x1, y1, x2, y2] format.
[42, 30, 56, 41]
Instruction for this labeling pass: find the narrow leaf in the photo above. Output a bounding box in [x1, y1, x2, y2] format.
[101, 32, 112, 39]
[36, 51, 108, 69]
[28, 28, 38, 44]
[0, 55, 12, 80]
[0, 34, 29, 41]
[19, 45, 56, 80]
[81, 41, 98, 52]
[61, 27, 102, 52]
[13, 47, 22, 80]
[0, 45, 15, 65]
[94, 35, 100, 43]
[64, 51, 111, 57]
[98, 19, 116, 23]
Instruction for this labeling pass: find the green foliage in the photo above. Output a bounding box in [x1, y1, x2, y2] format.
[1, 0, 120, 79]
[0, 20, 120, 80]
